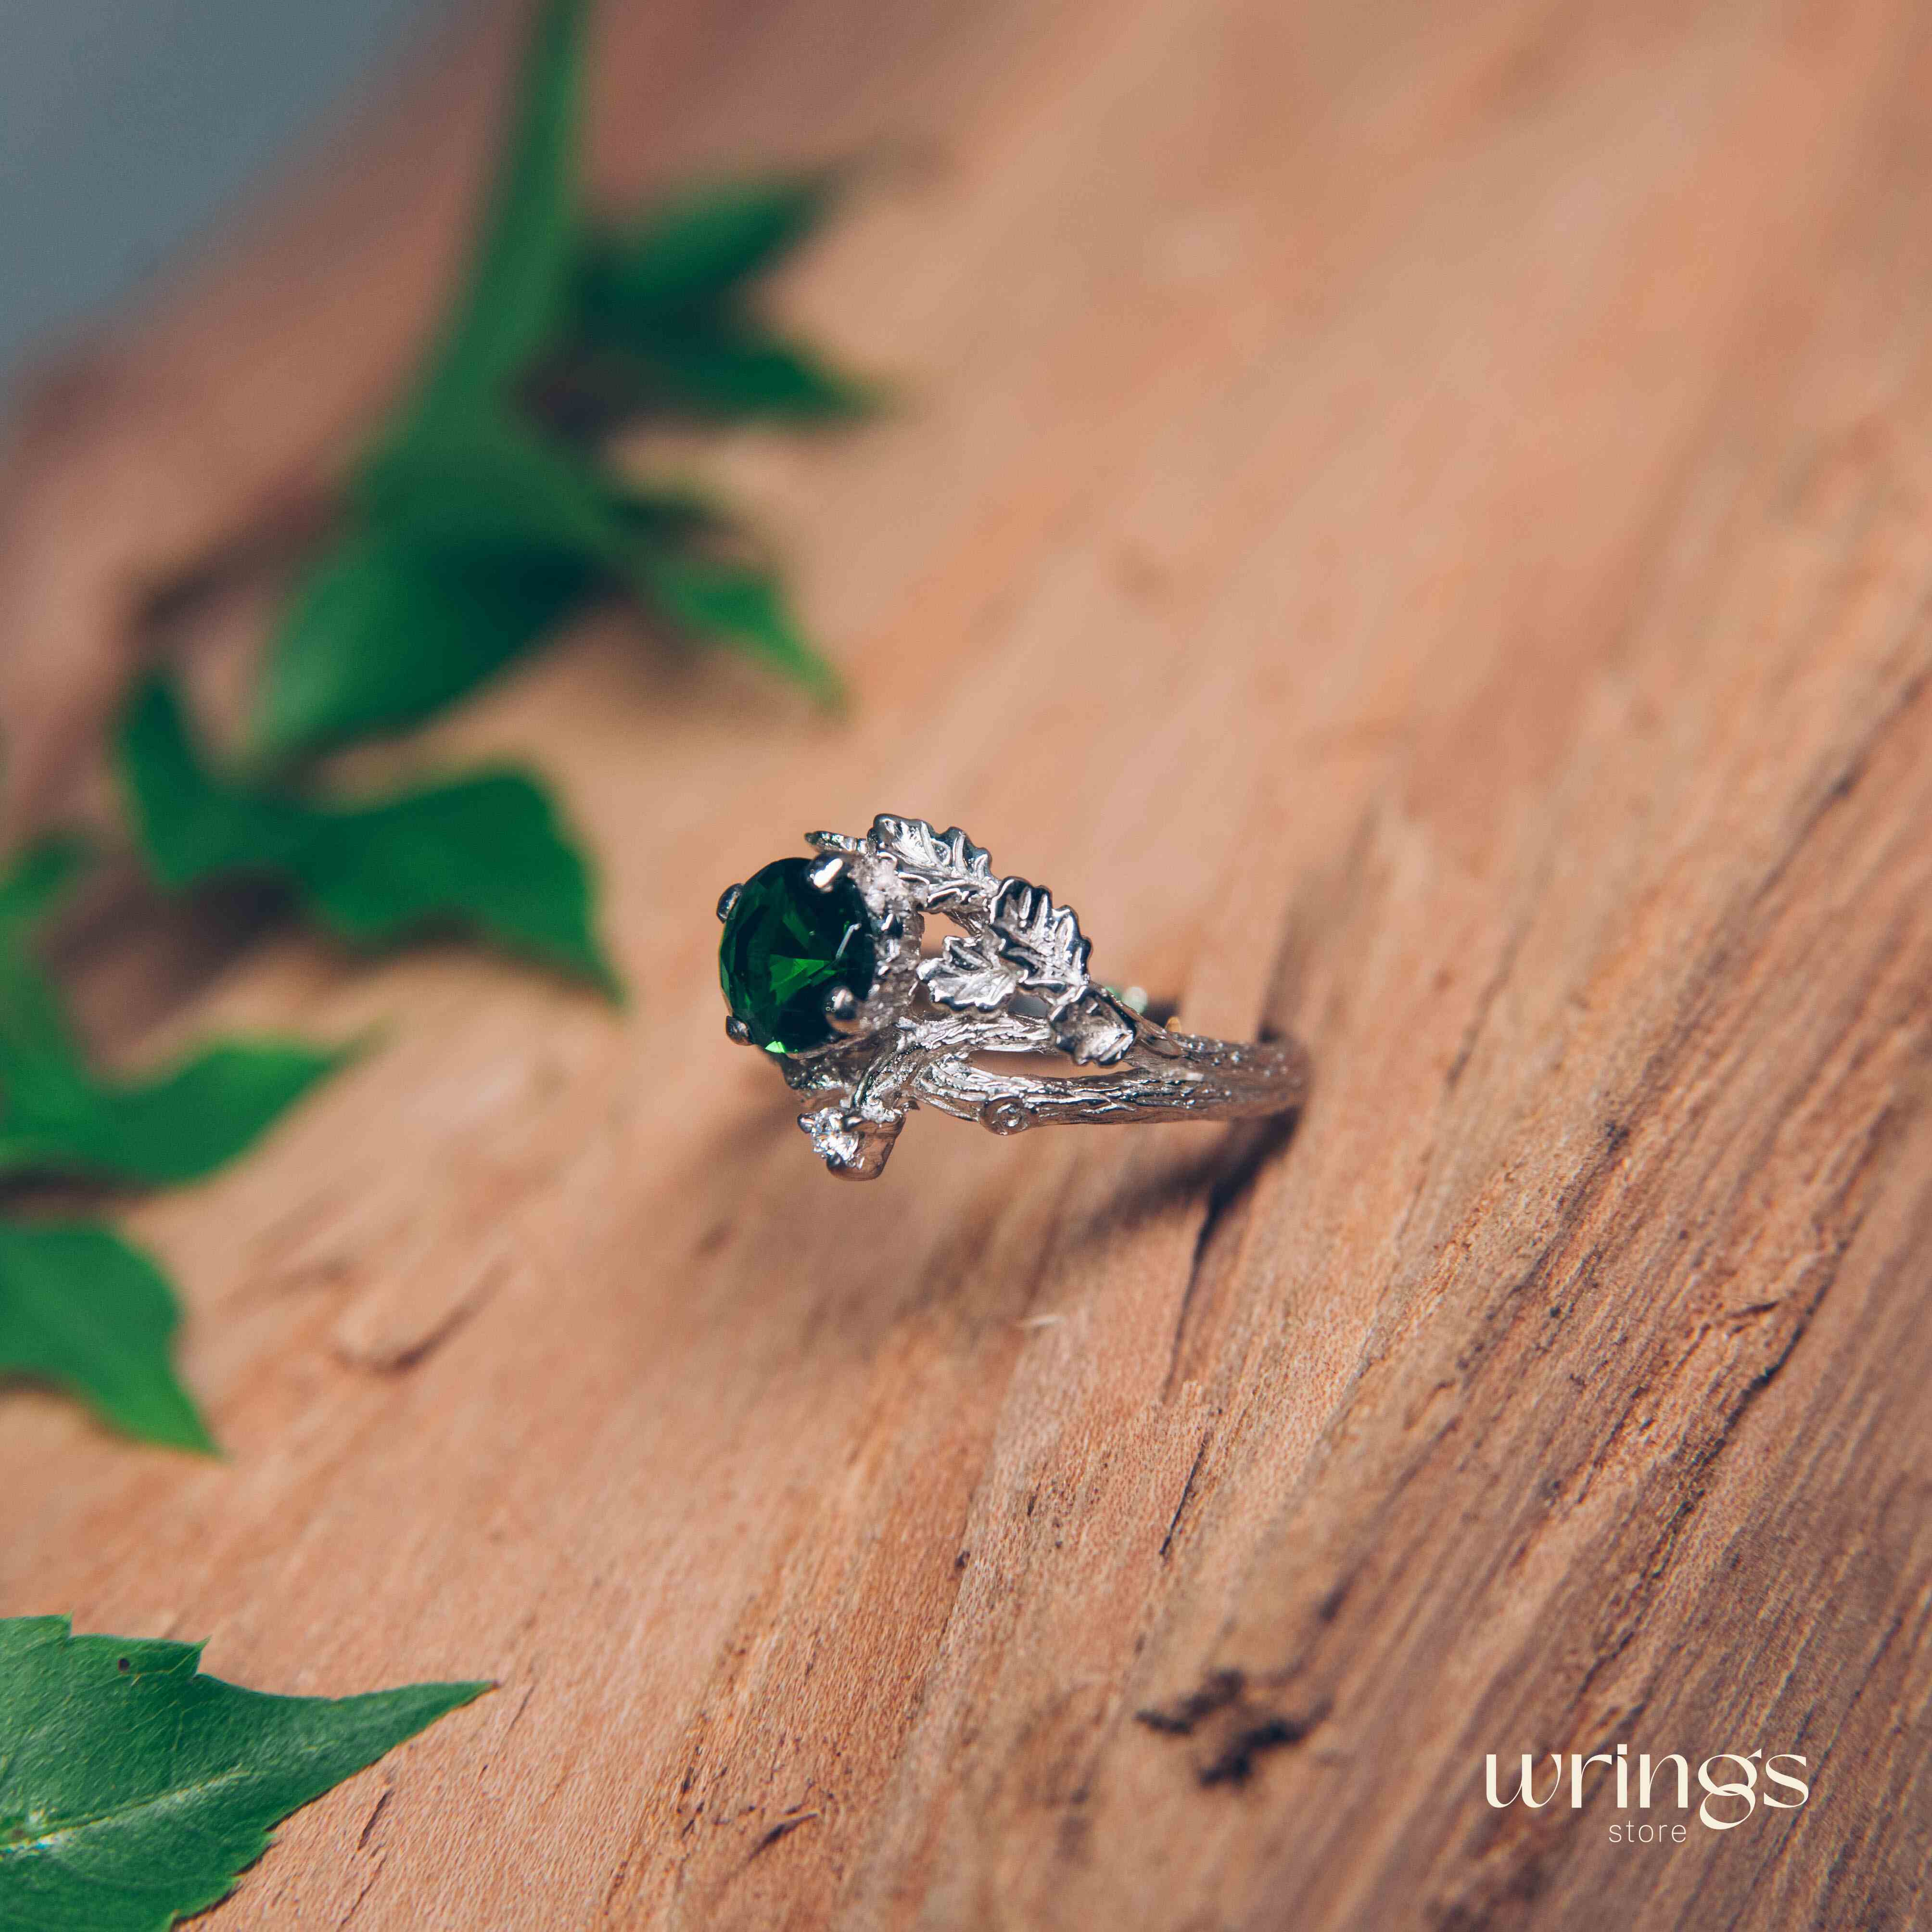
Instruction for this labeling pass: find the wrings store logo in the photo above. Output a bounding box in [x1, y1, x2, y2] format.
[1485, 1746, 1811, 1842]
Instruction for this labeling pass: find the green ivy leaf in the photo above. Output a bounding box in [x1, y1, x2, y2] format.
[289, 774, 622, 995]
[579, 174, 837, 321]
[410, 0, 587, 422]
[254, 412, 838, 750]
[0, 1043, 350, 1190]
[573, 177, 875, 422]
[359, 418, 836, 700]
[358, 410, 639, 564]
[580, 320, 877, 421]
[0, 843, 344, 1186]
[0, 841, 90, 1079]
[0, 839, 87, 928]
[123, 679, 621, 996]
[250, 531, 596, 757]
[0, 1224, 211, 1453]
[0, 1615, 489, 1929]
[636, 547, 842, 704]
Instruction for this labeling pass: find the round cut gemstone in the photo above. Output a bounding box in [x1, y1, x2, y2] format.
[719, 858, 877, 1054]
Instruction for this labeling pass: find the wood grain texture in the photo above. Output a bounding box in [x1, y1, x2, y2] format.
[4, 0, 1931, 1926]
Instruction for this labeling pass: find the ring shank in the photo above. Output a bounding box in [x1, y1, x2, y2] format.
[915, 1024, 1311, 1135]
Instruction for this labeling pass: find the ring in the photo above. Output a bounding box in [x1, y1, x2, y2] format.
[717, 815, 1310, 1179]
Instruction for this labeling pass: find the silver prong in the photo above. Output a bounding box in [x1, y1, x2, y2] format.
[807, 855, 846, 891]
[725, 1015, 751, 1044]
[825, 986, 864, 1034]
[716, 884, 742, 922]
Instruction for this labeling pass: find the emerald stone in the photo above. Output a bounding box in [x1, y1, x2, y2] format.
[720, 858, 877, 1054]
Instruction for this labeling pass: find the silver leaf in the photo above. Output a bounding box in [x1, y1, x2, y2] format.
[990, 879, 1092, 1015]
[867, 815, 996, 906]
[921, 933, 1019, 1011]
[1054, 995, 1137, 1066]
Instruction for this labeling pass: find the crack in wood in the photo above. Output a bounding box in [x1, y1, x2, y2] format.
[354, 1783, 392, 1852]
[750, 1809, 823, 1860]
[335, 1857, 386, 1930]
[1159, 1431, 1213, 1561]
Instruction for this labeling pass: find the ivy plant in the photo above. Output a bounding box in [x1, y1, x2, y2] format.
[0, 1226, 214, 1456]
[0, 841, 351, 1450]
[238, 0, 866, 764]
[4, 0, 875, 1452]
[0, 2, 881, 1916]
[0, 841, 344, 1186]
[119, 678, 618, 996]
[121, 0, 869, 984]
[0, 1616, 488, 1930]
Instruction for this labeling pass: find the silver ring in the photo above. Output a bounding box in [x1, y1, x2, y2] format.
[717, 815, 1310, 1179]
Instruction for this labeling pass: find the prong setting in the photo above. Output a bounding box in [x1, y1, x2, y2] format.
[716, 884, 742, 922]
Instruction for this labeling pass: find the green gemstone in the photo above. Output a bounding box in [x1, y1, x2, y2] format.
[720, 858, 878, 1054]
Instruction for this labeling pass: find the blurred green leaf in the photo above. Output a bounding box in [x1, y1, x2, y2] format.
[0, 845, 341, 1452]
[292, 776, 622, 996]
[572, 175, 876, 423]
[0, 841, 89, 1076]
[0, 838, 88, 928]
[636, 547, 842, 704]
[410, 0, 587, 422]
[361, 415, 842, 696]
[583, 321, 877, 421]
[0, 1225, 212, 1453]
[580, 174, 837, 322]
[254, 408, 839, 751]
[359, 413, 628, 561]
[0, 1615, 488, 1928]
[124, 679, 620, 996]
[251, 531, 596, 757]
[121, 689, 312, 877]
[0, 842, 344, 1186]
[0, 1042, 349, 1190]
[254, 416, 722, 758]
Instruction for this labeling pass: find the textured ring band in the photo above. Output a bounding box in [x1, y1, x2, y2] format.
[717, 815, 1310, 1180]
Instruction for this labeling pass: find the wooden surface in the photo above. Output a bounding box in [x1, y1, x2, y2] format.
[5, 0, 1932, 1925]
